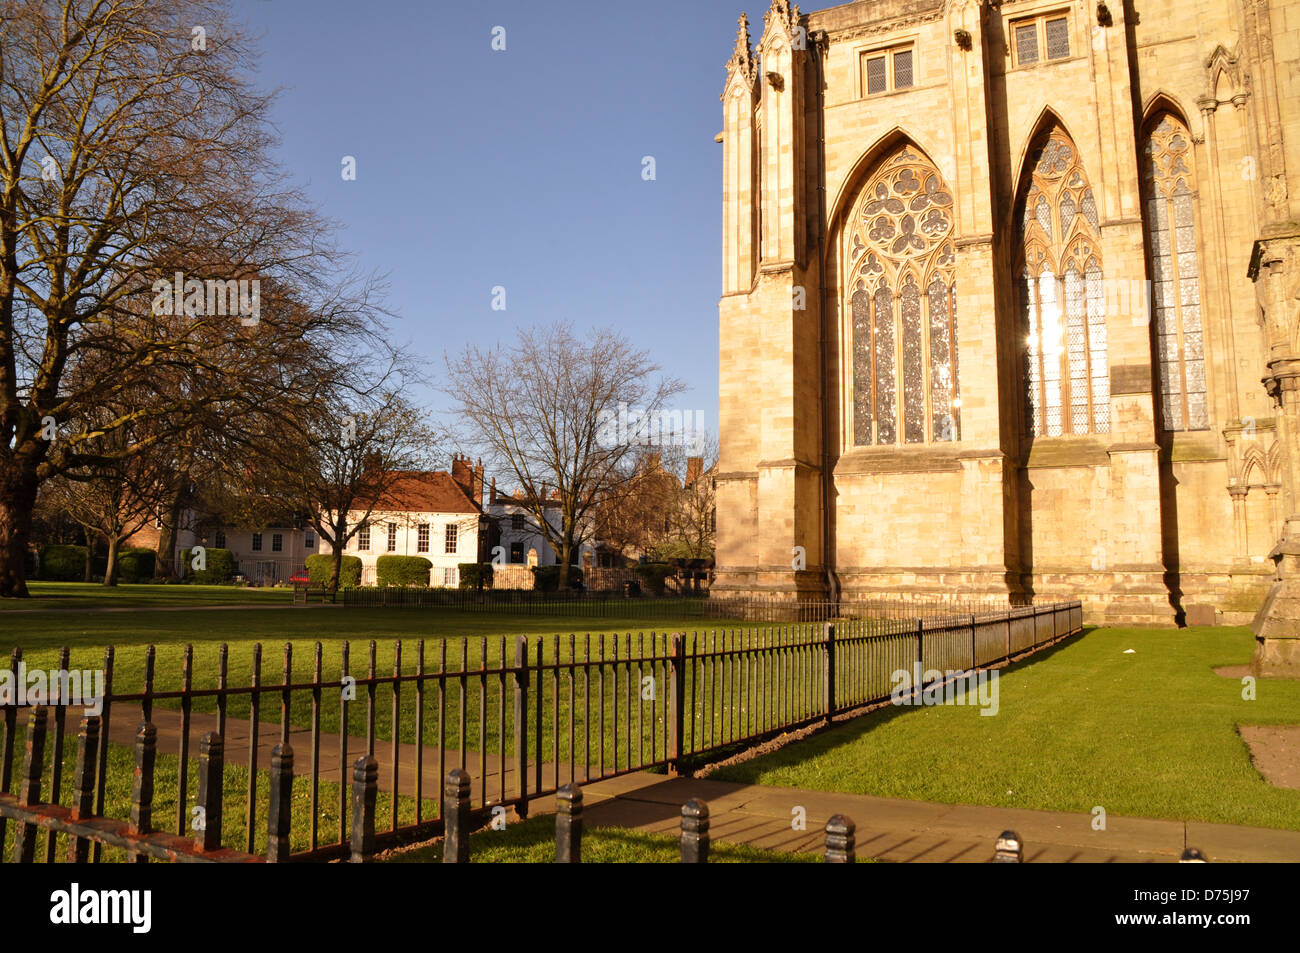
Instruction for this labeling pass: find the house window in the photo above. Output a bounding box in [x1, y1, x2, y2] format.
[305, 530, 315, 548]
[510, 542, 524, 563]
[214, 530, 226, 549]
[417, 524, 430, 553]
[861, 44, 915, 96]
[1018, 122, 1109, 437]
[387, 522, 397, 552]
[444, 524, 458, 554]
[272, 533, 283, 553]
[443, 567, 457, 587]
[1142, 112, 1208, 431]
[252, 532, 262, 552]
[358, 525, 370, 551]
[848, 143, 960, 446]
[1013, 13, 1070, 67]
[511, 513, 524, 532]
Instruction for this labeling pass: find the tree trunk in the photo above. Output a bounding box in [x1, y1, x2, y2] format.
[329, 520, 345, 592]
[103, 534, 121, 586]
[0, 461, 39, 597]
[156, 484, 186, 578]
[83, 532, 94, 583]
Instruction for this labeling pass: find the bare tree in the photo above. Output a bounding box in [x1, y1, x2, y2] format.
[445, 321, 682, 590]
[0, 0, 387, 596]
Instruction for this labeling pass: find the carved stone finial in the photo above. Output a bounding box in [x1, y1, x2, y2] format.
[726, 11, 757, 83]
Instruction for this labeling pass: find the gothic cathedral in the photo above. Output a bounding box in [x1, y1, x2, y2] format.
[713, 0, 1300, 672]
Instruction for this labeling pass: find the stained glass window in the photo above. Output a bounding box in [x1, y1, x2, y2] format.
[846, 145, 959, 445]
[1142, 113, 1208, 431]
[1018, 124, 1108, 436]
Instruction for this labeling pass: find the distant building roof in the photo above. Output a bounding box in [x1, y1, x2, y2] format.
[360, 471, 481, 515]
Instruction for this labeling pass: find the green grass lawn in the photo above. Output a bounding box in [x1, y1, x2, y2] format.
[710, 625, 1300, 831]
[0, 603, 749, 796]
[2, 582, 290, 610]
[385, 812, 822, 863]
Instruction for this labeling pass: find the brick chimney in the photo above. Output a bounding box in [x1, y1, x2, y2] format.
[451, 454, 476, 506]
[685, 456, 703, 488]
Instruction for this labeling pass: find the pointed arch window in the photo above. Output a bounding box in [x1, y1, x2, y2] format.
[847, 145, 959, 446]
[1018, 124, 1109, 437]
[1141, 112, 1208, 431]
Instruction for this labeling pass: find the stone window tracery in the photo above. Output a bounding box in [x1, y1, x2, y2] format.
[848, 144, 959, 446]
[1019, 124, 1109, 437]
[1142, 112, 1208, 431]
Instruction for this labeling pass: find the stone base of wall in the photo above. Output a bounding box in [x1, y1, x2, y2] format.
[490, 565, 534, 590]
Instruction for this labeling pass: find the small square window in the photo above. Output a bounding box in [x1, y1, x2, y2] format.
[1045, 17, 1070, 60]
[866, 56, 887, 94]
[1015, 23, 1039, 65]
[511, 513, 525, 532]
[214, 530, 226, 549]
[358, 526, 370, 552]
[892, 49, 913, 90]
[510, 542, 524, 564]
[305, 531, 315, 548]
[272, 533, 283, 553]
[252, 532, 262, 552]
[417, 524, 430, 553]
[387, 523, 397, 552]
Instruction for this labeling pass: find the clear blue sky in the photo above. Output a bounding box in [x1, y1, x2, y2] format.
[232, 0, 757, 435]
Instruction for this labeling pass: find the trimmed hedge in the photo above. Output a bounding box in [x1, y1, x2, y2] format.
[531, 564, 583, 593]
[39, 544, 86, 581]
[180, 546, 235, 585]
[306, 553, 362, 589]
[634, 562, 674, 596]
[116, 548, 156, 584]
[376, 554, 431, 587]
[458, 563, 494, 590]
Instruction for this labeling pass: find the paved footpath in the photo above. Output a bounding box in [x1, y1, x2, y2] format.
[101, 708, 1300, 863]
[568, 773, 1300, 864]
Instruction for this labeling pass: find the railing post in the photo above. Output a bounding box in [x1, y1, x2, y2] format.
[13, 706, 48, 863]
[668, 633, 685, 776]
[195, 732, 224, 853]
[993, 829, 1024, 863]
[68, 715, 100, 863]
[915, 619, 924, 691]
[513, 635, 529, 818]
[824, 623, 836, 722]
[825, 814, 856, 863]
[128, 721, 157, 864]
[680, 797, 709, 864]
[349, 755, 378, 863]
[555, 783, 582, 863]
[444, 768, 471, 863]
[267, 743, 293, 862]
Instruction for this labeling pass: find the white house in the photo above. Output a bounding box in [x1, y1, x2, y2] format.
[322, 460, 486, 587]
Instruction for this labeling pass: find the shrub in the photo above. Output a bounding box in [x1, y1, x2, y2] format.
[458, 563, 494, 590]
[179, 546, 235, 584]
[531, 564, 583, 593]
[376, 554, 432, 587]
[116, 548, 156, 584]
[306, 553, 362, 589]
[634, 562, 674, 596]
[39, 544, 86, 581]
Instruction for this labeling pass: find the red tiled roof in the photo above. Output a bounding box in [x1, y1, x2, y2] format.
[357, 471, 480, 515]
